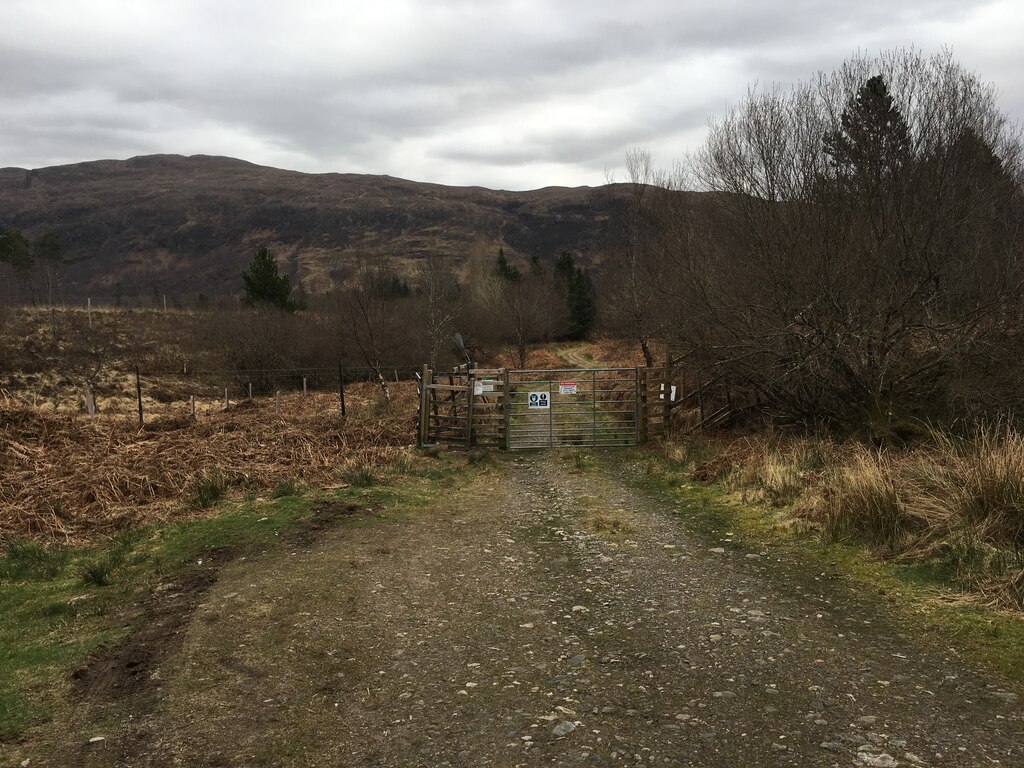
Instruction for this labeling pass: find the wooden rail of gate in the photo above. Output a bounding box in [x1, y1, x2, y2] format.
[419, 364, 677, 450]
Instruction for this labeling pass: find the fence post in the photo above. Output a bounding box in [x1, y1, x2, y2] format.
[303, 377, 308, 397]
[190, 395, 196, 418]
[465, 373, 475, 450]
[662, 352, 672, 438]
[637, 367, 647, 444]
[275, 390, 281, 417]
[418, 364, 429, 447]
[87, 298, 92, 327]
[85, 384, 96, 419]
[697, 378, 705, 426]
[502, 368, 511, 450]
[224, 388, 229, 411]
[248, 382, 253, 401]
[135, 366, 144, 428]
[338, 363, 347, 418]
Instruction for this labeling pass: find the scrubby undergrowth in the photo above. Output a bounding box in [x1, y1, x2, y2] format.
[660, 427, 1024, 609]
[0, 384, 416, 544]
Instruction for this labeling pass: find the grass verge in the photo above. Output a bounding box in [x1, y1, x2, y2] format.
[0, 447, 471, 744]
[631, 443, 1024, 686]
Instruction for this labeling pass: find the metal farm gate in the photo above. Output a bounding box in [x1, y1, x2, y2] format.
[417, 364, 671, 450]
[506, 368, 636, 448]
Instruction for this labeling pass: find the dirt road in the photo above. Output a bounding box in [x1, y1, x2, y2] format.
[29, 453, 1023, 767]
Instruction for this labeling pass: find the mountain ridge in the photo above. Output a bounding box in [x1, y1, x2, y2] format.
[0, 154, 644, 301]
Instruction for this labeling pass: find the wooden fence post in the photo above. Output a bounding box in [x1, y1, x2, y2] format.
[85, 384, 96, 419]
[224, 388, 229, 411]
[303, 377, 308, 397]
[338, 363, 347, 417]
[135, 366, 144, 427]
[190, 395, 196, 418]
[503, 368, 512, 450]
[275, 390, 281, 417]
[418, 364, 429, 447]
[662, 352, 672, 438]
[465, 373, 475, 450]
[637, 367, 648, 444]
[248, 382, 253, 401]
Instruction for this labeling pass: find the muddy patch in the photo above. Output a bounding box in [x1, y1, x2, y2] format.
[279, 500, 360, 549]
[71, 545, 237, 702]
[72, 501, 361, 705]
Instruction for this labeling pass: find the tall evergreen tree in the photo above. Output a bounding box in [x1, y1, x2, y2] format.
[823, 75, 911, 193]
[495, 247, 521, 282]
[0, 229, 32, 274]
[567, 267, 597, 341]
[242, 246, 296, 311]
[553, 251, 596, 340]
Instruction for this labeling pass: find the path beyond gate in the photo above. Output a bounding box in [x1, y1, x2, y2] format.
[417, 365, 671, 449]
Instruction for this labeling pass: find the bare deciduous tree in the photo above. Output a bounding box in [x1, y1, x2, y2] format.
[658, 49, 1024, 436]
[331, 256, 417, 399]
[416, 254, 459, 369]
[499, 274, 567, 368]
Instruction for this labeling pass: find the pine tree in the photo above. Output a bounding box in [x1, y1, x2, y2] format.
[242, 246, 296, 311]
[567, 268, 597, 341]
[529, 253, 544, 277]
[823, 75, 911, 193]
[554, 251, 575, 290]
[495, 247, 521, 282]
[553, 251, 597, 340]
[0, 229, 32, 274]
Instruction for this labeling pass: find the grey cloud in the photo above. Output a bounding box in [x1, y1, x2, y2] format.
[0, 0, 1019, 188]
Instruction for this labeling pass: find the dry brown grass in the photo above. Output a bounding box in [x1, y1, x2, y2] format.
[670, 427, 1024, 608]
[0, 383, 417, 545]
[581, 507, 632, 536]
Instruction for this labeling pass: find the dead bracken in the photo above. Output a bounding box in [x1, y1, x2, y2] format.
[0, 385, 413, 544]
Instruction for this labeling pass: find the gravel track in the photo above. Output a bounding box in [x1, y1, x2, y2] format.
[27, 452, 1022, 767]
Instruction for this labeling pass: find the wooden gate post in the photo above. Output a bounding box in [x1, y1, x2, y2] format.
[418, 364, 430, 448]
[502, 368, 511, 450]
[465, 373, 476, 450]
[637, 367, 648, 444]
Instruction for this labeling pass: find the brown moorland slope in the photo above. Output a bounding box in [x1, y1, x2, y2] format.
[0, 154, 644, 301]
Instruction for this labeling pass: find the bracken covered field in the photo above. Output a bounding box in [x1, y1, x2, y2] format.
[0, 384, 416, 544]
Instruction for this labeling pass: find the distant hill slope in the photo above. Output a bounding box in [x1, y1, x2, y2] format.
[0, 154, 632, 301]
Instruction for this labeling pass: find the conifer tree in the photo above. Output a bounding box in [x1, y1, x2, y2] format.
[495, 247, 521, 282]
[823, 75, 911, 193]
[242, 246, 296, 311]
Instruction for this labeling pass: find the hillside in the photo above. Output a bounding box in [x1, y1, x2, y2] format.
[0, 154, 630, 301]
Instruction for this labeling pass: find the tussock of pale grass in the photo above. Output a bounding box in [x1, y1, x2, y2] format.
[816, 451, 922, 549]
[725, 438, 838, 507]
[933, 429, 1024, 551]
[582, 508, 631, 535]
[676, 426, 1024, 608]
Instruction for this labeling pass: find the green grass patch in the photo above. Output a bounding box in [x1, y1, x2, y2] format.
[0, 452, 473, 743]
[189, 468, 232, 509]
[339, 463, 379, 488]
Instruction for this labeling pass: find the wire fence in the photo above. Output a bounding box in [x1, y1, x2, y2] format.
[1, 365, 424, 424]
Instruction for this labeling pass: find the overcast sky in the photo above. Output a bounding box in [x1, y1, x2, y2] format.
[2, 0, 1022, 190]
